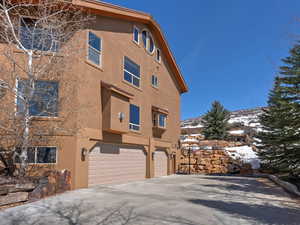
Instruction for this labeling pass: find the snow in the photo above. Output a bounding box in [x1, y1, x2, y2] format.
[228, 115, 259, 126]
[225, 146, 261, 169]
[181, 124, 203, 129]
[181, 138, 199, 143]
[229, 130, 244, 135]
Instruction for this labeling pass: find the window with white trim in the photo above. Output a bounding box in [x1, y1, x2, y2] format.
[88, 31, 102, 66]
[153, 112, 167, 128]
[142, 30, 147, 48]
[129, 104, 140, 131]
[16, 147, 57, 164]
[133, 26, 139, 44]
[20, 17, 59, 52]
[17, 80, 59, 117]
[151, 75, 158, 88]
[159, 114, 167, 128]
[156, 48, 161, 62]
[124, 57, 140, 88]
[141, 30, 155, 54]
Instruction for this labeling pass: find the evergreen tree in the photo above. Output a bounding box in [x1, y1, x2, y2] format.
[256, 77, 293, 172]
[202, 101, 230, 140]
[257, 42, 300, 177]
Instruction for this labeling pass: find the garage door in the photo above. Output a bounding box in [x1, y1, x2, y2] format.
[154, 150, 168, 177]
[88, 143, 146, 186]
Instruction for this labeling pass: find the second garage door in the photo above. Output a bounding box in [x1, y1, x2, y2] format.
[154, 150, 168, 177]
[88, 143, 146, 186]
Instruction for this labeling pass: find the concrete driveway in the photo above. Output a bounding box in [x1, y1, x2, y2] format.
[0, 175, 299, 225]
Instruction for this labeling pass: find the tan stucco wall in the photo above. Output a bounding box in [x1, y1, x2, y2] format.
[0, 13, 183, 189]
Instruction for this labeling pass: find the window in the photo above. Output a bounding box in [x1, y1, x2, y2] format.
[141, 30, 155, 54]
[124, 57, 140, 88]
[156, 48, 161, 62]
[142, 30, 147, 48]
[16, 147, 57, 164]
[88, 32, 102, 66]
[159, 114, 167, 128]
[20, 17, 59, 52]
[153, 112, 167, 128]
[133, 26, 139, 44]
[149, 35, 154, 53]
[151, 75, 158, 88]
[17, 80, 59, 117]
[129, 104, 140, 131]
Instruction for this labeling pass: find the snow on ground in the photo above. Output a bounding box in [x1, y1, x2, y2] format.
[181, 124, 203, 129]
[181, 138, 199, 143]
[228, 130, 244, 135]
[225, 146, 261, 169]
[228, 115, 258, 126]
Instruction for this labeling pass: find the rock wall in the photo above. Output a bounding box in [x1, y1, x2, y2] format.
[0, 170, 71, 208]
[178, 149, 241, 174]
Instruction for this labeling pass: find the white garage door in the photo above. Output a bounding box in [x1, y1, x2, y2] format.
[88, 143, 146, 186]
[154, 150, 168, 177]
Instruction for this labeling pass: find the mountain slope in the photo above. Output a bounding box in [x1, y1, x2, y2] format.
[181, 107, 266, 131]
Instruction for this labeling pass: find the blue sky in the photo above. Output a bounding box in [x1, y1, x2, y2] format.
[103, 0, 300, 120]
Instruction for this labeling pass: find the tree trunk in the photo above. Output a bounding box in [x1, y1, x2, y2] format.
[19, 51, 34, 177]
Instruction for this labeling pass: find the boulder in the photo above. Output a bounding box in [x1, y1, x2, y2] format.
[0, 192, 28, 206]
[29, 170, 71, 200]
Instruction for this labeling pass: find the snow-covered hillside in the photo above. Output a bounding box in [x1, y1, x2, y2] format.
[181, 107, 265, 131]
[225, 146, 260, 169]
[180, 107, 266, 169]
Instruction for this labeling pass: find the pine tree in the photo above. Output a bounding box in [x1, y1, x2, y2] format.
[256, 77, 293, 172]
[202, 101, 230, 140]
[257, 42, 300, 177]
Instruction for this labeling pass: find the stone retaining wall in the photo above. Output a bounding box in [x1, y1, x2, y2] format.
[178, 149, 239, 174]
[0, 170, 71, 208]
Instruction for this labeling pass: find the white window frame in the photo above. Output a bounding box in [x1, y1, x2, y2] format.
[133, 26, 140, 45]
[153, 112, 167, 129]
[19, 16, 59, 52]
[141, 29, 155, 55]
[129, 104, 141, 131]
[17, 146, 58, 165]
[156, 48, 161, 63]
[15, 79, 59, 118]
[148, 32, 155, 55]
[87, 31, 102, 67]
[123, 57, 141, 88]
[151, 75, 158, 88]
[158, 113, 167, 128]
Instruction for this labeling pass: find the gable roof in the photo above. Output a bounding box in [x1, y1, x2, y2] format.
[72, 0, 188, 93]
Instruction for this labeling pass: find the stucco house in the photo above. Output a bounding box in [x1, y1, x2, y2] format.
[0, 0, 188, 189]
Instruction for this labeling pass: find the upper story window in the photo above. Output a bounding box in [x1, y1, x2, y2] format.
[159, 114, 167, 128]
[129, 104, 140, 131]
[124, 57, 140, 88]
[142, 30, 147, 48]
[17, 147, 57, 164]
[156, 48, 161, 62]
[17, 80, 59, 117]
[151, 75, 158, 88]
[141, 30, 155, 54]
[20, 17, 59, 52]
[88, 31, 102, 66]
[133, 26, 139, 44]
[153, 112, 167, 129]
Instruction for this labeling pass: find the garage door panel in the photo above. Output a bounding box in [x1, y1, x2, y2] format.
[154, 150, 168, 177]
[88, 144, 146, 186]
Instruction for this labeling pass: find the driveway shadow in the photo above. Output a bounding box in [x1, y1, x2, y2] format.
[0, 199, 202, 225]
[198, 175, 291, 198]
[188, 199, 300, 225]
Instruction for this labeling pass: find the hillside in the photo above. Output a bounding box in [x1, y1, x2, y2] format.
[181, 107, 266, 132]
[180, 107, 266, 169]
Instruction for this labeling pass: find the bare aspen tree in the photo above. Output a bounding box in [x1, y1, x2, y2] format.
[0, 0, 92, 176]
